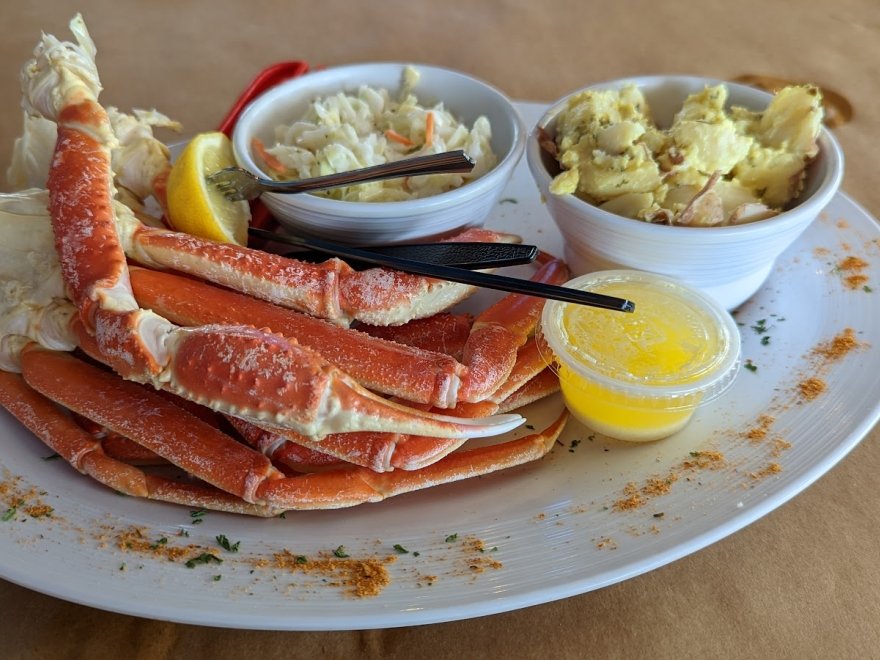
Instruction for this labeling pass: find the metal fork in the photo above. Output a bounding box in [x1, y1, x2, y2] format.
[208, 149, 476, 202]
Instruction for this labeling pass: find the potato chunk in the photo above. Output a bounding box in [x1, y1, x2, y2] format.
[548, 82, 823, 225]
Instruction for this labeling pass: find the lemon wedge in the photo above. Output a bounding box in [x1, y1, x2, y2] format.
[166, 132, 250, 245]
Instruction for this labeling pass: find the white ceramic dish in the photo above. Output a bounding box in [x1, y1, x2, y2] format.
[0, 102, 876, 631]
[527, 75, 845, 310]
[232, 63, 526, 245]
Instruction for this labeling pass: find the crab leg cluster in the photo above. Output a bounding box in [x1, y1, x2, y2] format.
[24, 14, 522, 441]
[0, 14, 570, 513]
[2, 345, 568, 514]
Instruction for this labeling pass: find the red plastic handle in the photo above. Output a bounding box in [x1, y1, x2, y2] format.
[216, 61, 311, 232]
[217, 60, 310, 136]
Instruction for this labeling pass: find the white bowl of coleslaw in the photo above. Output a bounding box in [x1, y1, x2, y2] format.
[232, 62, 526, 244]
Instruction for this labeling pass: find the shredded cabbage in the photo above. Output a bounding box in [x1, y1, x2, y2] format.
[263, 67, 497, 202]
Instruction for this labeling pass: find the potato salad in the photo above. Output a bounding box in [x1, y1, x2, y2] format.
[256, 67, 497, 202]
[548, 83, 823, 226]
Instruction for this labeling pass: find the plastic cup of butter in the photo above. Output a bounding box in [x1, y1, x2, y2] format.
[538, 269, 741, 442]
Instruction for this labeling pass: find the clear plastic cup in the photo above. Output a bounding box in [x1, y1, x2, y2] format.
[538, 270, 741, 442]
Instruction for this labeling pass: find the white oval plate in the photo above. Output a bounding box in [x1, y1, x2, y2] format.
[0, 102, 877, 631]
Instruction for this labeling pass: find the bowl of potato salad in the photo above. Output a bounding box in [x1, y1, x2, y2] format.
[232, 63, 525, 244]
[527, 75, 844, 309]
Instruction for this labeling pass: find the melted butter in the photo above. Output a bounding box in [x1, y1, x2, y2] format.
[558, 369, 695, 441]
[554, 279, 728, 442]
[561, 281, 723, 384]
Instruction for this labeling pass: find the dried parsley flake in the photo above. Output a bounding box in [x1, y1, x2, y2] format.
[215, 534, 240, 553]
[185, 553, 223, 569]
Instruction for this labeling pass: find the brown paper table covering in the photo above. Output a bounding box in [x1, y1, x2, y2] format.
[1, 1, 877, 657]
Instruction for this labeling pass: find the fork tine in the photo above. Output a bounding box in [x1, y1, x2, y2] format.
[212, 183, 243, 202]
[206, 169, 253, 201]
[205, 169, 228, 185]
[219, 186, 248, 202]
[208, 178, 232, 194]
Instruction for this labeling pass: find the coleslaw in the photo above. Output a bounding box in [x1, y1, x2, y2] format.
[257, 67, 497, 202]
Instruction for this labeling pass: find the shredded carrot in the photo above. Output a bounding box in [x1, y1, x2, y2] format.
[385, 129, 415, 146]
[424, 111, 434, 148]
[251, 137, 287, 174]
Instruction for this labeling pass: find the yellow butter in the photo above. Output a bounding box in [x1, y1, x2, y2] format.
[540, 271, 740, 442]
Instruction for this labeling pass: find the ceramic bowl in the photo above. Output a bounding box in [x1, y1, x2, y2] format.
[232, 62, 525, 245]
[526, 75, 844, 309]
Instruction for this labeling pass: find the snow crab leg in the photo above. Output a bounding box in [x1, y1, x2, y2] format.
[121, 223, 524, 327]
[3, 345, 568, 513]
[0, 368, 275, 516]
[73, 307, 557, 473]
[128, 267, 466, 408]
[128, 253, 568, 409]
